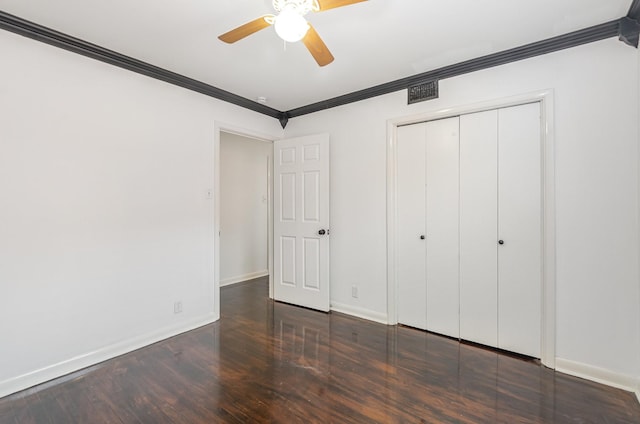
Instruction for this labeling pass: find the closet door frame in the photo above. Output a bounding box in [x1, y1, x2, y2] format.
[386, 90, 556, 369]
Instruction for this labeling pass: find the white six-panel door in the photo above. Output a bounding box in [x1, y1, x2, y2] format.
[273, 134, 330, 312]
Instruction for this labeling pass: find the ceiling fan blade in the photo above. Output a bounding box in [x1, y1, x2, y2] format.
[302, 24, 334, 67]
[218, 16, 273, 43]
[316, 0, 367, 12]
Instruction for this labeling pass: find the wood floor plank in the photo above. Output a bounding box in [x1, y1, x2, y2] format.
[1, 276, 639, 423]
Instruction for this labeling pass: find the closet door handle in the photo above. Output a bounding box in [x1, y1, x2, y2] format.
[420, 235, 425, 240]
[498, 240, 504, 245]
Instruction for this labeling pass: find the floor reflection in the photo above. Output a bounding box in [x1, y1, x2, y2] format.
[0, 278, 638, 423]
[258, 282, 636, 423]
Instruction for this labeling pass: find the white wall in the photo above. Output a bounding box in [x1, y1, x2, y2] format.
[0, 29, 281, 397]
[220, 133, 271, 285]
[284, 38, 640, 390]
[2, 22, 639, 400]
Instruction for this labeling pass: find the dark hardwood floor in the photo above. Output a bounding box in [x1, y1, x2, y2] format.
[1, 277, 639, 423]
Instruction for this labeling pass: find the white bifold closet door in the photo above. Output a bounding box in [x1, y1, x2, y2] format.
[459, 109, 499, 348]
[425, 118, 460, 338]
[496, 103, 541, 357]
[397, 123, 427, 329]
[397, 117, 459, 338]
[459, 103, 541, 358]
[398, 102, 541, 358]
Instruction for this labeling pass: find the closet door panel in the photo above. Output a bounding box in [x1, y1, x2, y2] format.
[497, 103, 542, 357]
[425, 117, 460, 338]
[459, 110, 499, 347]
[397, 124, 427, 329]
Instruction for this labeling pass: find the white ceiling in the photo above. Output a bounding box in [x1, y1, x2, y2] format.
[0, 0, 633, 111]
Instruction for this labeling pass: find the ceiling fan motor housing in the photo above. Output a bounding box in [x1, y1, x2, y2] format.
[272, 0, 320, 15]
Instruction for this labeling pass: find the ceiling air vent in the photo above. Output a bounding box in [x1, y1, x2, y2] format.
[408, 80, 439, 104]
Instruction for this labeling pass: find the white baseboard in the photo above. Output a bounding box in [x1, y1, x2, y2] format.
[220, 270, 268, 287]
[330, 301, 389, 325]
[555, 358, 638, 393]
[0, 313, 217, 399]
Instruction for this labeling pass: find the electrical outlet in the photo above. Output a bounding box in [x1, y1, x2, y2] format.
[351, 286, 358, 299]
[174, 301, 183, 314]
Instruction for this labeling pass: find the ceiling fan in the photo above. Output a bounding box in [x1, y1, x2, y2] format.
[218, 0, 367, 67]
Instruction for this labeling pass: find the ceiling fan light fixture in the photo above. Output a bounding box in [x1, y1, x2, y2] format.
[274, 7, 310, 42]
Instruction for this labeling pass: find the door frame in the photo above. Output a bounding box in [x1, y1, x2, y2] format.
[214, 122, 275, 320]
[386, 90, 556, 369]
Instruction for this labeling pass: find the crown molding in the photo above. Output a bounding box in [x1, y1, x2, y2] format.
[286, 20, 620, 118]
[628, 0, 640, 20]
[0, 10, 282, 120]
[622, 0, 640, 47]
[0, 10, 628, 127]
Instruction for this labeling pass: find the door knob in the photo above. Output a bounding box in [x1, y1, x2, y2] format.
[498, 240, 504, 245]
[420, 235, 425, 240]
[318, 229, 326, 235]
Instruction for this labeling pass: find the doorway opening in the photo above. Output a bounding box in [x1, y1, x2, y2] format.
[219, 131, 272, 286]
[214, 126, 275, 320]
